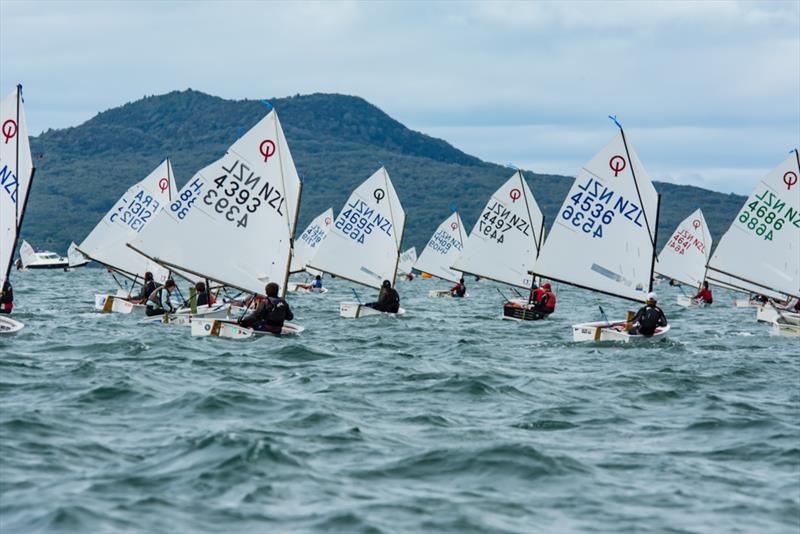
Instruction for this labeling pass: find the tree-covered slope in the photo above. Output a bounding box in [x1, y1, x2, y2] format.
[24, 89, 744, 257]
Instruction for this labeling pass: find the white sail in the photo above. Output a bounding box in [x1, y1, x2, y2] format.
[129, 109, 302, 296]
[452, 171, 545, 288]
[413, 211, 466, 283]
[708, 270, 786, 301]
[290, 208, 333, 273]
[706, 152, 800, 299]
[533, 130, 660, 302]
[655, 208, 712, 289]
[68, 241, 89, 267]
[77, 159, 177, 283]
[19, 240, 36, 268]
[397, 247, 417, 275]
[307, 167, 405, 290]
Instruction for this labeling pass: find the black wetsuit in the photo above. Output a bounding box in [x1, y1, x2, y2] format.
[629, 305, 668, 336]
[136, 280, 157, 302]
[240, 296, 294, 334]
[145, 286, 174, 317]
[366, 287, 400, 313]
[197, 290, 210, 307]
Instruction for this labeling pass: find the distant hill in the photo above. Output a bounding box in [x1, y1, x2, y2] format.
[25, 89, 744, 258]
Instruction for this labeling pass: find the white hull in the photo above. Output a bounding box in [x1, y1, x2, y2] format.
[94, 294, 143, 314]
[339, 302, 406, 318]
[287, 283, 328, 294]
[572, 321, 670, 343]
[0, 315, 24, 334]
[677, 295, 701, 308]
[428, 289, 469, 298]
[191, 318, 305, 338]
[22, 259, 70, 269]
[145, 303, 231, 326]
[755, 305, 798, 324]
[772, 318, 800, 337]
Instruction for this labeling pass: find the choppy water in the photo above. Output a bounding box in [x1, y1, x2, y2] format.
[1, 268, 798, 533]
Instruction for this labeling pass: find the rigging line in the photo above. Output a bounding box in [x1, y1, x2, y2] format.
[618, 125, 656, 249]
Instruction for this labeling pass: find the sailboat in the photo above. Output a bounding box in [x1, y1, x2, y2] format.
[413, 211, 467, 297]
[72, 159, 177, 313]
[66, 242, 89, 269]
[19, 240, 68, 270]
[705, 150, 800, 331]
[654, 209, 712, 307]
[287, 207, 333, 293]
[451, 170, 546, 318]
[306, 167, 406, 318]
[397, 247, 417, 279]
[532, 119, 667, 342]
[0, 85, 35, 334]
[125, 106, 303, 338]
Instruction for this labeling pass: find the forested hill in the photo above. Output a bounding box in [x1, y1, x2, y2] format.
[25, 89, 744, 254]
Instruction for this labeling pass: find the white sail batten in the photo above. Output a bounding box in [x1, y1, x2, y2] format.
[129, 110, 302, 296]
[706, 153, 800, 299]
[76, 159, 177, 283]
[0, 87, 34, 288]
[413, 211, 466, 283]
[532, 131, 660, 303]
[655, 208, 712, 289]
[290, 208, 333, 274]
[397, 247, 417, 275]
[307, 167, 405, 290]
[452, 171, 544, 288]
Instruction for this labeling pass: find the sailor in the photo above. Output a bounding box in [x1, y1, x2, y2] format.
[238, 282, 294, 334]
[533, 282, 556, 315]
[297, 275, 323, 292]
[529, 283, 545, 304]
[450, 278, 466, 298]
[0, 280, 13, 314]
[365, 280, 400, 313]
[629, 292, 668, 337]
[693, 281, 713, 305]
[196, 281, 215, 307]
[145, 279, 177, 317]
[406, 272, 415, 281]
[133, 272, 157, 304]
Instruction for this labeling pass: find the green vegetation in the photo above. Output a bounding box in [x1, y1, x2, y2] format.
[25, 89, 744, 255]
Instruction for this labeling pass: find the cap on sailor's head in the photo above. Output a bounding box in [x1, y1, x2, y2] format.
[646, 291, 657, 302]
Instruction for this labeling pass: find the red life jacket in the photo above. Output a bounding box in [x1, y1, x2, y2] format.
[531, 288, 545, 301]
[542, 290, 556, 311]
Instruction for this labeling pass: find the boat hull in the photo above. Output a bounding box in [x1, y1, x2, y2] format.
[287, 283, 328, 294]
[191, 318, 305, 338]
[339, 302, 406, 318]
[146, 303, 231, 326]
[572, 321, 670, 343]
[0, 315, 24, 334]
[94, 294, 143, 314]
[502, 301, 547, 321]
[428, 290, 469, 298]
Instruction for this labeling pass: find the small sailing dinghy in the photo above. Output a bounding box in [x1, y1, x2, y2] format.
[73, 159, 177, 313]
[452, 170, 546, 320]
[654, 209, 712, 307]
[126, 106, 304, 338]
[397, 247, 417, 279]
[307, 167, 407, 318]
[705, 150, 800, 333]
[412, 211, 468, 298]
[287, 207, 333, 294]
[532, 118, 668, 342]
[0, 85, 35, 335]
[19, 240, 68, 270]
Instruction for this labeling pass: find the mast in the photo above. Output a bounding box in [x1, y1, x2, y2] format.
[271, 108, 297, 299]
[648, 193, 661, 293]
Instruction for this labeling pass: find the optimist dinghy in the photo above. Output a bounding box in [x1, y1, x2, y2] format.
[452, 170, 547, 320]
[654, 209, 712, 307]
[307, 167, 407, 319]
[573, 321, 671, 343]
[706, 150, 800, 314]
[532, 118, 666, 342]
[0, 85, 35, 335]
[127, 106, 304, 339]
[413, 211, 467, 298]
[191, 318, 304, 339]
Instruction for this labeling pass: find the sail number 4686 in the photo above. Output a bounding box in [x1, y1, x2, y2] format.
[738, 200, 784, 241]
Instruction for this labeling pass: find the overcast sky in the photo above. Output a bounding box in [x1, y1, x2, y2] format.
[2, 0, 798, 194]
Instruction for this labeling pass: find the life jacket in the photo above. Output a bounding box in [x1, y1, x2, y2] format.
[541, 290, 556, 312]
[453, 283, 466, 297]
[261, 297, 291, 325]
[0, 282, 12, 304]
[147, 286, 169, 309]
[378, 288, 400, 313]
[531, 287, 545, 302]
[637, 306, 663, 336]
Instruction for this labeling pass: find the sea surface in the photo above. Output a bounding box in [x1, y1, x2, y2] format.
[1, 268, 798, 533]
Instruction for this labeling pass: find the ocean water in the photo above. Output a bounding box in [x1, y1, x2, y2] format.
[1, 268, 798, 533]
